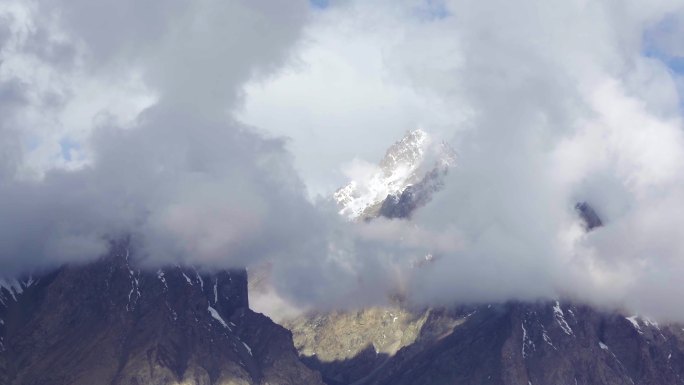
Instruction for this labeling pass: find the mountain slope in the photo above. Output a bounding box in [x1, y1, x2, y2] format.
[353, 302, 684, 385]
[0, 242, 323, 385]
[333, 129, 450, 220]
[288, 301, 684, 385]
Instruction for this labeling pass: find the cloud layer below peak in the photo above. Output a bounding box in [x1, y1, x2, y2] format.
[2, 0, 684, 322]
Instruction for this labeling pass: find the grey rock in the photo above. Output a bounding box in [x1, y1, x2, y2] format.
[0, 241, 323, 385]
[294, 303, 684, 385]
[576, 201, 603, 231]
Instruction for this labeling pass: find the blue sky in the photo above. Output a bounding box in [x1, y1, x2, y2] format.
[642, 14, 684, 110]
[309, 0, 329, 9]
[643, 15, 684, 74]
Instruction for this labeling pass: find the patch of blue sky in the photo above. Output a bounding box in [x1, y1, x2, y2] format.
[642, 14, 684, 110]
[414, 0, 450, 21]
[59, 138, 80, 162]
[25, 136, 41, 152]
[642, 14, 684, 75]
[309, 0, 329, 10]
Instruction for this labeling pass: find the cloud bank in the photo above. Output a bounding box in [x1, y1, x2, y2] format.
[3, 0, 684, 321]
[0, 0, 332, 274]
[243, 0, 684, 321]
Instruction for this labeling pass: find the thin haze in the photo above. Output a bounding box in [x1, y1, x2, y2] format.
[2, 0, 684, 321]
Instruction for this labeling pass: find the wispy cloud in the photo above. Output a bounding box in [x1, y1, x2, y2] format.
[3, 0, 684, 322]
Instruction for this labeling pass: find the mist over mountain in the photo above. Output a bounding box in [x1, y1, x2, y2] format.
[4, 128, 684, 385]
[2, 0, 684, 338]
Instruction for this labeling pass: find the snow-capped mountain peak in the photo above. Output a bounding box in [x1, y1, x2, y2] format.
[333, 129, 430, 219]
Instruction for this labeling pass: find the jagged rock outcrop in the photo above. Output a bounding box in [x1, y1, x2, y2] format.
[576, 201, 603, 231]
[0, 242, 323, 385]
[378, 166, 445, 219]
[284, 308, 420, 384]
[288, 302, 684, 385]
[333, 130, 431, 219]
[333, 130, 455, 220]
[378, 141, 455, 220]
[348, 302, 684, 385]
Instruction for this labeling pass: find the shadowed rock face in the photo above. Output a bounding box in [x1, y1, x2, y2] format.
[333, 130, 455, 221]
[284, 307, 435, 385]
[0, 242, 323, 385]
[357, 303, 684, 385]
[290, 303, 684, 385]
[576, 201, 603, 231]
[378, 167, 446, 220]
[333, 130, 429, 220]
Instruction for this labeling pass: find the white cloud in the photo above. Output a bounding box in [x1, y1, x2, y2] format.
[237, 2, 467, 197]
[3, 0, 684, 322]
[244, 0, 684, 320]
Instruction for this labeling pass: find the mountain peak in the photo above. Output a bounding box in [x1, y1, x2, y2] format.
[334, 129, 456, 220]
[0, 244, 323, 385]
[333, 129, 437, 219]
[378, 129, 428, 176]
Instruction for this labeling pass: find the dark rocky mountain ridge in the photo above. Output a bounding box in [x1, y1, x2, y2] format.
[288, 300, 684, 385]
[2, 228, 684, 385]
[0, 242, 322, 385]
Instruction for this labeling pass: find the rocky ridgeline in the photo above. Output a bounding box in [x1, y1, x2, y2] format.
[285, 301, 684, 385]
[0, 242, 322, 385]
[333, 129, 438, 220]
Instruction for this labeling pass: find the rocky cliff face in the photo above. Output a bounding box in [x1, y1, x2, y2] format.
[284, 306, 443, 385]
[333, 130, 456, 221]
[368, 302, 684, 385]
[0, 242, 323, 385]
[288, 302, 684, 385]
